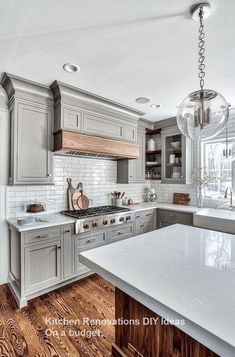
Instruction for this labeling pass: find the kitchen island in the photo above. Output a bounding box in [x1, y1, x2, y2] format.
[80, 224, 235, 357]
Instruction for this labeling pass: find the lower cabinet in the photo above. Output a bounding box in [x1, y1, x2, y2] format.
[9, 208, 194, 308]
[74, 230, 106, 276]
[157, 209, 193, 228]
[9, 224, 73, 308]
[135, 209, 156, 236]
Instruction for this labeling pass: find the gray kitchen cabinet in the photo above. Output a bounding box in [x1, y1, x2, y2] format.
[135, 209, 156, 236]
[74, 229, 106, 276]
[161, 125, 192, 184]
[117, 127, 145, 183]
[157, 209, 193, 228]
[107, 223, 134, 244]
[8, 223, 73, 307]
[51, 81, 141, 143]
[1, 73, 54, 185]
[24, 239, 62, 294]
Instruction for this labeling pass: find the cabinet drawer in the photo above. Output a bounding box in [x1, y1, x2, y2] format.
[24, 227, 62, 245]
[108, 223, 134, 243]
[75, 230, 106, 251]
[157, 209, 193, 225]
[136, 209, 156, 221]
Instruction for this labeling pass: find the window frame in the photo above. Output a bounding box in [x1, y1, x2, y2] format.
[199, 133, 235, 200]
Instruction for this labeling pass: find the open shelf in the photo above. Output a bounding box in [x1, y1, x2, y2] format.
[145, 128, 161, 135]
[146, 150, 161, 154]
[146, 163, 161, 168]
[166, 149, 182, 153]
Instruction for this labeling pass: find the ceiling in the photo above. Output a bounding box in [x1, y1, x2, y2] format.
[0, 0, 234, 121]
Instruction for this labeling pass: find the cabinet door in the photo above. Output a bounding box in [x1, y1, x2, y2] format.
[16, 102, 53, 184]
[74, 230, 106, 276]
[24, 239, 62, 294]
[161, 125, 192, 184]
[117, 128, 145, 183]
[63, 106, 82, 131]
[124, 123, 137, 142]
[83, 112, 124, 140]
[129, 129, 145, 182]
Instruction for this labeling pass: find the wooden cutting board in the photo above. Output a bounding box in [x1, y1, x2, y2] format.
[173, 193, 190, 205]
[77, 190, 89, 209]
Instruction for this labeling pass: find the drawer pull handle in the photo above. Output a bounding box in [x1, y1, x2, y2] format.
[57, 246, 61, 249]
[140, 224, 145, 228]
[36, 234, 49, 238]
[64, 230, 71, 233]
[146, 213, 152, 216]
[136, 215, 140, 219]
[117, 232, 124, 235]
[169, 215, 176, 218]
[86, 238, 96, 243]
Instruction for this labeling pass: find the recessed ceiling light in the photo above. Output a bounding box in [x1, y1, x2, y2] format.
[63, 63, 80, 73]
[151, 104, 161, 108]
[135, 97, 150, 104]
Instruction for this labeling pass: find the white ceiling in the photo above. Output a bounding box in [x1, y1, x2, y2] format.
[0, 0, 235, 121]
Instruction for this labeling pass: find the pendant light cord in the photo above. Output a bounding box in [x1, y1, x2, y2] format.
[198, 6, 206, 91]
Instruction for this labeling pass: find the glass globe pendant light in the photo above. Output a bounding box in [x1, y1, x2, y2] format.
[177, 3, 229, 141]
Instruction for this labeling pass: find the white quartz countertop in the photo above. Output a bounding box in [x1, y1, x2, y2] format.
[126, 202, 202, 213]
[7, 213, 75, 232]
[80, 224, 235, 356]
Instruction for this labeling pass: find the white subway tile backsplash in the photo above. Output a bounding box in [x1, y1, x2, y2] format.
[6, 155, 197, 218]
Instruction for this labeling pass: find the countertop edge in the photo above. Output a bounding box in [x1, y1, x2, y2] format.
[79, 254, 235, 357]
[7, 214, 75, 232]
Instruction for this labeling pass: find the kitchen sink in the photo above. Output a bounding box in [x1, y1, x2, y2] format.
[193, 208, 235, 234]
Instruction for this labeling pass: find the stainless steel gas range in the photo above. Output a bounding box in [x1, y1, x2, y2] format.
[61, 205, 135, 234]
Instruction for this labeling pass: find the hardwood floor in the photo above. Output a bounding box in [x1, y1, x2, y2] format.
[0, 274, 115, 357]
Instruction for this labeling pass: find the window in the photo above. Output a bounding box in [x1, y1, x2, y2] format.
[202, 138, 235, 198]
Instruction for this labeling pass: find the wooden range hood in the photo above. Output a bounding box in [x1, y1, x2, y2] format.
[54, 130, 139, 159]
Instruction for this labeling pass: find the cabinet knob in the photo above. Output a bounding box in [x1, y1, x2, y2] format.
[47, 174, 52, 177]
[57, 246, 61, 249]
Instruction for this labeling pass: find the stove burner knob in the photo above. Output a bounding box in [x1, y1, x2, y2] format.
[111, 219, 115, 224]
[103, 220, 108, 225]
[92, 222, 97, 227]
[126, 216, 131, 221]
[83, 224, 89, 229]
[119, 217, 124, 222]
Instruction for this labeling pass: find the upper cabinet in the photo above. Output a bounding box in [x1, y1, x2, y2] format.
[1, 73, 54, 185]
[117, 126, 145, 183]
[50, 81, 141, 143]
[161, 125, 192, 184]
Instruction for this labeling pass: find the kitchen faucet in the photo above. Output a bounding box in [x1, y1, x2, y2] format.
[224, 187, 233, 208]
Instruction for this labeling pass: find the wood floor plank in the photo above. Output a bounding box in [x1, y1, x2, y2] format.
[0, 274, 114, 357]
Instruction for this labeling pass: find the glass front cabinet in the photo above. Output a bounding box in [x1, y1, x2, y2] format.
[161, 125, 192, 184]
